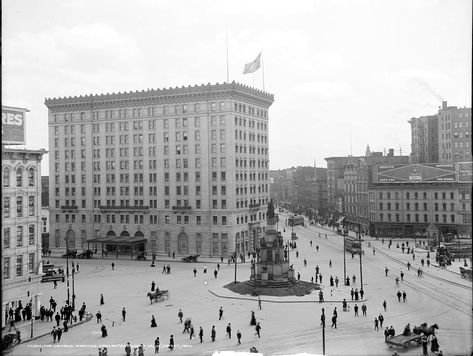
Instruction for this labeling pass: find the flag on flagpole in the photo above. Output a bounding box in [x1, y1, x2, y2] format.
[243, 53, 261, 74]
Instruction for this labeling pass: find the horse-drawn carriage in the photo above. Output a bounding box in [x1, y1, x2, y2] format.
[147, 289, 169, 304]
[182, 255, 199, 263]
[386, 323, 438, 349]
[460, 267, 472, 280]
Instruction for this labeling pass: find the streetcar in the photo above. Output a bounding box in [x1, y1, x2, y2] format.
[345, 237, 362, 254]
[288, 215, 304, 227]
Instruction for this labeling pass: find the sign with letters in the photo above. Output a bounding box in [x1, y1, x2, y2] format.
[2, 106, 27, 145]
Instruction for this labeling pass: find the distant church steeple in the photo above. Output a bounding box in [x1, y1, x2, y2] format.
[365, 144, 372, 157]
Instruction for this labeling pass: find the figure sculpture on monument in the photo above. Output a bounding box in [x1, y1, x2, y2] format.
[267, 200, 275, 219]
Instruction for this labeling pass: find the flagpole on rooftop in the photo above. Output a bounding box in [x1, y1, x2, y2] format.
[262, 52, 265, 91]
[226, 31, 230, 83]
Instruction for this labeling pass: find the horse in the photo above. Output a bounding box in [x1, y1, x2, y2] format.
[413, 323, 438, 336]
[147, 290, 161, 304]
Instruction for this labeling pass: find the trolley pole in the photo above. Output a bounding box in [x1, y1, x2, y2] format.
[234, 251, 237, 284]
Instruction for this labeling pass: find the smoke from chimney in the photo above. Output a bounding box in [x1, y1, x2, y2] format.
[411, 78, 444, 102]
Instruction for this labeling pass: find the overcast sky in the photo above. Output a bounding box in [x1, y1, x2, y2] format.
[2, 0, 471, 175]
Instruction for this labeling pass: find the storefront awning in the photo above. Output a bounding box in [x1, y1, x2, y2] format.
[336, 216, 345, 225]
[86, 237, 147, 246]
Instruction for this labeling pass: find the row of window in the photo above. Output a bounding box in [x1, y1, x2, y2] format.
[377, 191, 456, 200]
[378, 202, 456, 211]
[3, 197, 36, 218]
[3, 168, 35, 188]
[2, 253, 36, 279]
[3, 225, 36, 248]
[378, 213, 456, 224]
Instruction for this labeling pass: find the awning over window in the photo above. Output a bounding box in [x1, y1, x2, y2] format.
[336, 216, 345, 225]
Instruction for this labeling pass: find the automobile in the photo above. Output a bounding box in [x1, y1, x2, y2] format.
[77, 250, 94, 259]
[62, 249, 77, 258]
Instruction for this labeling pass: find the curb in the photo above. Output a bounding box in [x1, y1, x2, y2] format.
[208, 289, 367, 304]
[13, 313, 93, 346]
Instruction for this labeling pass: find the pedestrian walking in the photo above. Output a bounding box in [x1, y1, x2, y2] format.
[153, 337, 159, 354]
[193, 268, 197, 277]
[51, 327, 57, 343]
[421, 333, 428, 355]
[374, 317, 379, 331]
[111, 262, 115, 270]
[255, 322, 261, 337]
[226, 323, 232, 338]
[407, 262, 411, 271]
[189, 325, 195, 339]
[237, 330, 242, 344]
[125, 342, 132, 356]
[383, 300, 387, 311]
[258, 297, 262, 310]
[378, 313, 384, 328]
[122, 307, 126, 322]
[217, 263, 220, 271]
[397, 290, 402, 302]
[331, 314, 337, 328]
[335, 277, 339, 287]
[316, 245, 319, 252]
[101, 325, 107, 337]
[354, 304, 359, 316]
[400, 271, 404, 282]
[204, 265, 208, 274]
[55, 312, 61, 326]
[385, 267, 389, 276]
[57, 328, 63, 342]
[100, 294, 104, 305]
[151, 315, 157, 327]
[402, 291, 407, 302]
[219, 307, 223, 320]
[329, 260, 332, 268]
[151, 281, 156, 291]
[319, 274, 323, 284]
[360, 289, 364, 299]
[199, 326, 203, 343]
[214, 269, 218, 278]
[211, 325, 216, 342]
[361, 303, 367, 316]
[315, 265, 319, 274]
[351, 288, 354, 300]
[178, 309, 183, 323]
[168, 335, 174, 351]
[96, 311, 102, 323]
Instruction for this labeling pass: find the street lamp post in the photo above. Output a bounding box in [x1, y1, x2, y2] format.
[29, 277, 34, 338]
[72, 267, 75, 311]
[359, 221, 363, 292]
[321, 307, 326, 355]
[343, 233, 347, 285]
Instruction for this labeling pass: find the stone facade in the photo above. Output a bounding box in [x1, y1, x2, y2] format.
[45, 82, 274, 257]
[2, 148, 46, 327]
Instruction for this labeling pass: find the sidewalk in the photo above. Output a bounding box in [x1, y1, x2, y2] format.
[4, 312, 93, 346]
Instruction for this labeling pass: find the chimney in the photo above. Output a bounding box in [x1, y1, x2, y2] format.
[442, 101, 447, 109]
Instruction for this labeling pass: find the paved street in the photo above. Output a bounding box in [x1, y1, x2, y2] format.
[9, 215, 472, 355]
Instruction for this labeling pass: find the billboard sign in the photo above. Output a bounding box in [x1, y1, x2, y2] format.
[377, 163, 456, 183]
[457, 162, 473, 182]
[2, 106, 27, 145]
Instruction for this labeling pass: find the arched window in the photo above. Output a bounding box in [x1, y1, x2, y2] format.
[28, 168, 35, 186]
[16, 168, 23, 187]
[3, 168, 10, 187]
[450, 215, 455, 223]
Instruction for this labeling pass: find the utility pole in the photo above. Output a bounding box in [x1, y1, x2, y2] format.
[359, 221, 363, 292]
[343, 233, 347, 285]
[321, 308, 326, 355]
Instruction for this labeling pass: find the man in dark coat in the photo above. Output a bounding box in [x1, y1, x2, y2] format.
[57, 328, 63, 342]
[255, 322, 261, 338]
[397, 290, 402, 302]
[236, 330, 242, 344]
[226, 323, 232, 338]
[168, 335, 174, 351]
[199, 326, 203, 343]
[55, 312, 61, 326]
[211, 325, 216, 342]
[219, 307, 223, 320]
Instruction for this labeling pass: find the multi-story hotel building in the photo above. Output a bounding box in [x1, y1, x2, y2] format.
[45, 82, 274, 258]
[2, 148, 46, 327]
[368, 163, 472, 238]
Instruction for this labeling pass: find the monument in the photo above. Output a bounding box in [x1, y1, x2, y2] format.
[250, 200, 296, 286]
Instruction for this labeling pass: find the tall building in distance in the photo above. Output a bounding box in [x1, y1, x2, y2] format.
[437, 101, 471, 163]
[409, 115, 438, 163]
[409, 101, 471, 163]
[45, 82, 274, 258]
